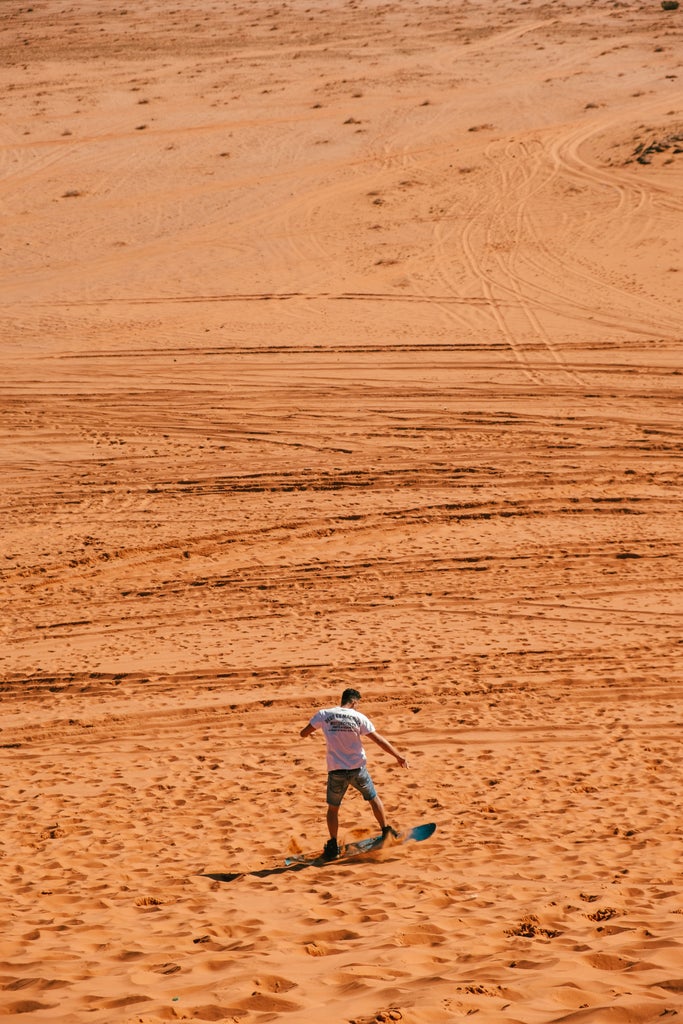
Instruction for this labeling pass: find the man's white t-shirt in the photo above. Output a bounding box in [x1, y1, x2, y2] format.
[308, 706, 376, 770]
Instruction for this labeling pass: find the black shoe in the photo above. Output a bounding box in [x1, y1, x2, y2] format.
[382, 826, 399, 840]
[322, 838, 339, 860]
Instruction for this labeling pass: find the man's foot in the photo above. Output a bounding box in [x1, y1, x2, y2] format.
[382, 825, 399, 841]
[322, 837, 339, 861]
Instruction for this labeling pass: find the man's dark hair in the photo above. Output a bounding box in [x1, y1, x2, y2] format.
[341, 688, 361, 706]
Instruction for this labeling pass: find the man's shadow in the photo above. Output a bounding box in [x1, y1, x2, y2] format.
[201, 860, 320, 883]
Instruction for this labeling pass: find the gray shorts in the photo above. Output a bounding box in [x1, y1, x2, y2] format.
[326, 765, 377, 806]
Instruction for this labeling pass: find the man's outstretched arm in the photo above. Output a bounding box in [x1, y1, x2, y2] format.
[367, 731, 409, 768]
[300, 723, 315, 739]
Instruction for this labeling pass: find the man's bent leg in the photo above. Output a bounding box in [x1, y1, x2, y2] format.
[369, 795, 387, 831]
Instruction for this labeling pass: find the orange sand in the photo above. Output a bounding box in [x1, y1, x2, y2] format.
[1, 0, 683, 1021]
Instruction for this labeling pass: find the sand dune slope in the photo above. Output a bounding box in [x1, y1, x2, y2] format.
[1, 0, 682, 1021]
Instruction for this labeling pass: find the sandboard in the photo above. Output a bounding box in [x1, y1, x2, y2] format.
[284, 821, 436, 867]
[201, 822, 436, 883]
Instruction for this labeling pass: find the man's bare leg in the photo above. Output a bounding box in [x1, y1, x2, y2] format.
[327, 803, 339, 839]
[369, 795, 387, 830]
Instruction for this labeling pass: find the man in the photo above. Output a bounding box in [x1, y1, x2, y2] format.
[300, 687, 409, 860]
